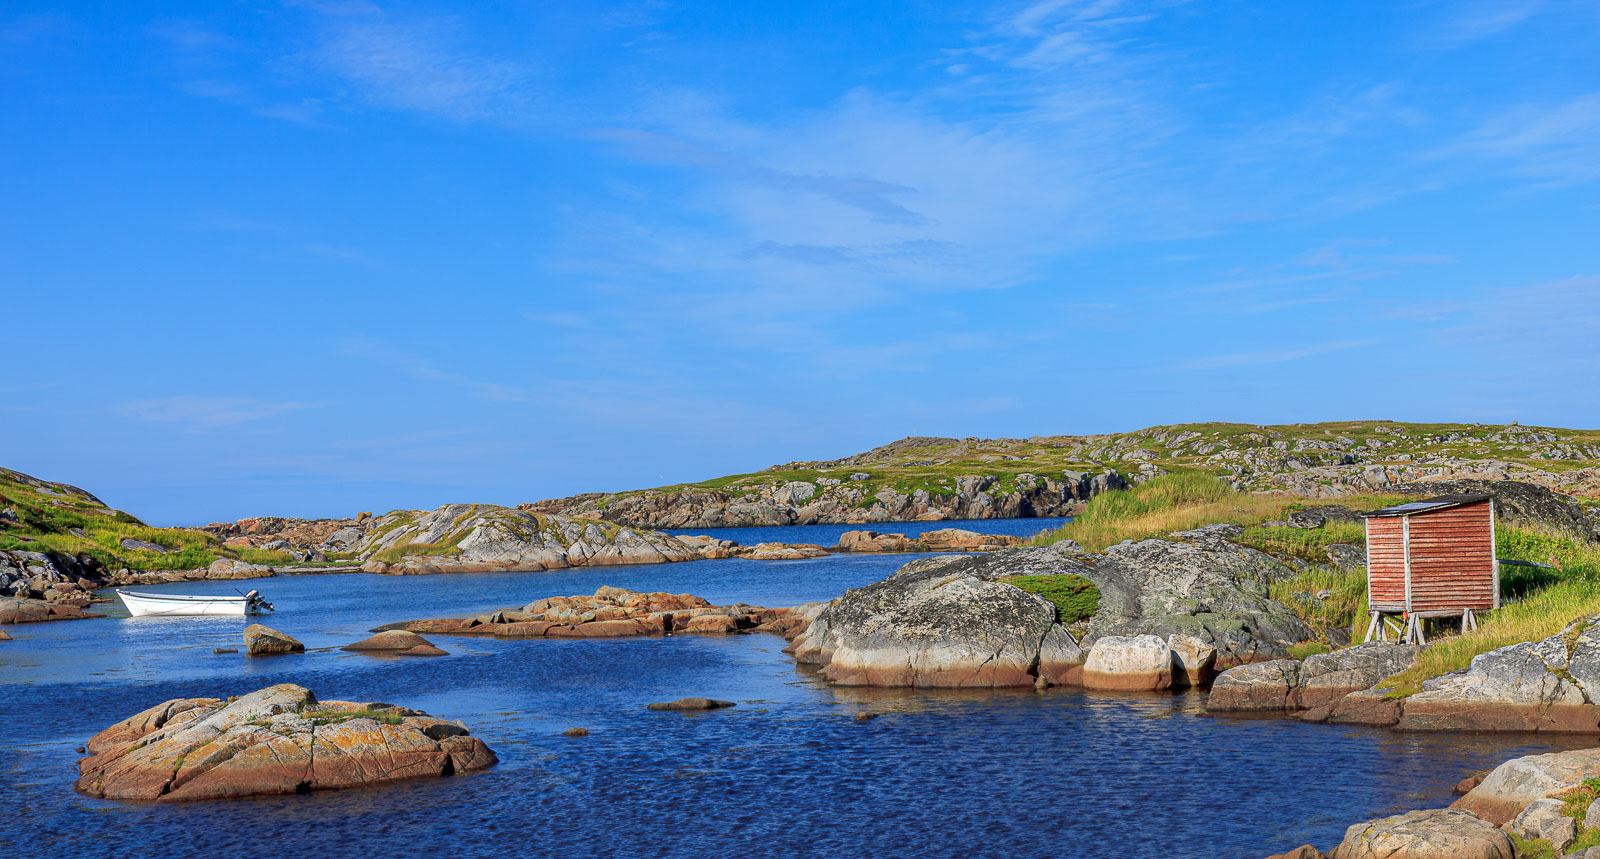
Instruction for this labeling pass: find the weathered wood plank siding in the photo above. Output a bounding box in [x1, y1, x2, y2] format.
[1407, 500, 1495, 612]
[1366, 516, 1407, 608]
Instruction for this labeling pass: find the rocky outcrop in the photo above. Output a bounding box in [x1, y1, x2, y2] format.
[0, 596, 100, 624]
[342, 630, 447, 656]
[835, 529, 1027, 553]
[244, 624, 304, 656]
[789, 558, 1084, 688]
[75, 684, 496, 802]
[0, 550, 103, 603]
[357, 505, 704, 574]
[526, 468, 1129, 529]
[375, 587, 811, 640]
[792, 533, 1320, 688]
[1454, 748, 1600, 825]
[1207, 643, 1420, 713]
[1507, 798, 1576, 852]
[109, 558, 276, 586]
[1396, 616, 1600, 733]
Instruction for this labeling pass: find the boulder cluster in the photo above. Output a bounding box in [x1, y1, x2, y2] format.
[75, 684, 496, 802]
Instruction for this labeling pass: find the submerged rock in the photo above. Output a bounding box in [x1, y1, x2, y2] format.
[647, 698, 735, 711]
[243, 624, 304, 656]
[75, 684, 496, 802]
[342, 629, 447, 656]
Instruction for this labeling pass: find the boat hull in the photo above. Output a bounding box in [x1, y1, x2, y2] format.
[118, 590, 266, 618]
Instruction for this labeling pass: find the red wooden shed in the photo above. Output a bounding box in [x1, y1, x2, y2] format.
[1361, 493, 1498, 644]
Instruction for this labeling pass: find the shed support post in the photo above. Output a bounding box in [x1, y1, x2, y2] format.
[1363, 611, 1380, 644]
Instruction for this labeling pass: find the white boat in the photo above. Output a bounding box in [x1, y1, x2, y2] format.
[117, 589, 274, 618]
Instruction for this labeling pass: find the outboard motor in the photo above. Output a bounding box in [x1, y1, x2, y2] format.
[244, 589, 275, 613]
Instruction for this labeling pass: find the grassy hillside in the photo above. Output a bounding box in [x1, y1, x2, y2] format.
[572, 421, 1600, 507]
[0, 467, 292, 573]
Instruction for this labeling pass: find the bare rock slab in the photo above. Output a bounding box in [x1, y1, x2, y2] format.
[243, 623, 304, 656]
[1083, 635, 1173, 691]
[75, 683, 496, 802]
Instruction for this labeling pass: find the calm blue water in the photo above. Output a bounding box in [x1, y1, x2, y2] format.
[665, 515, 1069, 546]
[0, 549, 1584, 859]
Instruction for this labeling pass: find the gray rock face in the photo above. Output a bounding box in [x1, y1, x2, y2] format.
[790, 560, 1083, 688]
[1333, 808, 1513, 859]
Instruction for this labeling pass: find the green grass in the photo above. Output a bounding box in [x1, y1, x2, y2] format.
[1002, 574, 1101, 624]
[1288, 641, 1333, 659]
[303, 708, 404, 726]
[1235, 521, 1368, 562]
[1269, 565, 1370, 642]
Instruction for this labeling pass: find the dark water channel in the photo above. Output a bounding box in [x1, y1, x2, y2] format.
[0, 526, 1585, 858]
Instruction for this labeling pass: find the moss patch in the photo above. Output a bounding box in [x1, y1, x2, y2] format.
[1003, 574, 1101, 624]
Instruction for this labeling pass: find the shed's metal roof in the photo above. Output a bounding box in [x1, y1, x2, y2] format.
[1362, 493, 1492, 518]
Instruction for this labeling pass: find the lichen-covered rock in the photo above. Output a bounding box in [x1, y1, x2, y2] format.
[790, 561, 1082, 688]
[75, 684, 495, 801]
[243, 624, 304, 656]
[1454, 748, 1600, 825]
[1082, 635, 1173, 691]
[1332, 808, 1513, 859]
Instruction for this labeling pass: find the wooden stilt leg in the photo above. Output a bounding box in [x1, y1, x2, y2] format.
[1363, 612, 1380, 644]
[1415, 618, 1427, 646]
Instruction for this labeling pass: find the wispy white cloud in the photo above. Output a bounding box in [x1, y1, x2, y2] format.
[305, 10, 528, 121]
[1443, 92, 1600, 186]
[1429, 0, 1545, 46]
[118, 396, 318, 429]
[1165, 339, 1373, 372]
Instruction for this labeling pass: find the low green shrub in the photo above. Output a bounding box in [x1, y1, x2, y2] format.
[1004, 574, 1101, 624]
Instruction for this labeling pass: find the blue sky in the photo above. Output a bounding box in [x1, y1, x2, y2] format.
[4, 1, 1597, 524]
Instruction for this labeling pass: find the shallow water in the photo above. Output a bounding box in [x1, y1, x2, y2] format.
[0, 546, 1586, 858]
[664, 514, 1069, 546]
